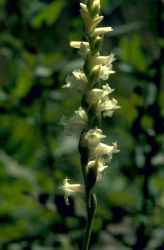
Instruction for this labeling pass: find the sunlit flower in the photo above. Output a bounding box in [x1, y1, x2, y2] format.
[87, 157, 108, 181]
[86, 84, 114, 105]
[60, 107, 87, 135]
[60, 178, 84, 205]
[82, 128, 106, 148]
[70, 41, 89, 49]
[90, 142, 119, 160]
[63, 69, 87, 91]
[93, 27, 113, 36]
[98, 97, 120, 117]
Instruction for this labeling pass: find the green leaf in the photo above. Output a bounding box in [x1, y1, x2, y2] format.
[31, 0, 65, 28]
[12, 67, 34, 98]
[119, 35, 149, 71]
[0, 0, 5, 6]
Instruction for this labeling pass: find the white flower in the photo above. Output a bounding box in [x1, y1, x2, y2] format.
[86, 84, 120, 117]
[90, 142, 119, 160]
[81, 128, 106, 148]
[92, 55, 112, 65]
[93, 27, 113, 36]
[70, 41, 89, 49]
[97, 53, 116, 80]
[70, 41, 90, 57]
[87, 157, 108, 181]
[99, 64, 115, 80]
[62, 69, 87, 91]
[98, 98, 120, 117]
[60, 107, 87, 135]
[60, 178, 84, 205]
[91, 53, 115, 80]
[86, 84, 114, 105]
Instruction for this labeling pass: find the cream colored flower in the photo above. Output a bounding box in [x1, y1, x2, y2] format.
[93, 27, 113, 36]
[60, 107, 87, 135]
[60, 178, 84, 205]
[70, 41, 89, 49]
[70, 41, 90, 57]
[98, 98, 120, 117]
[99, 64, 115, 80]
[91, 53, 115, 80]
[90, 142, 119, 160]
[86, 84, 114, 105]
[98, 53, 115, 80]
[63, 69, 87, 91]
[81, 128, 106, 148]
[87, 157, 108, 181]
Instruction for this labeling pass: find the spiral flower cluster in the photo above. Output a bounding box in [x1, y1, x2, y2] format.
[60, 0, 120, 206]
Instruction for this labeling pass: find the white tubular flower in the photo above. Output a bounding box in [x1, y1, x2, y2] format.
[70, 42, 90, 57]
[70, 41, 89, 49]
[92, 55, 112, 65]
[86, 84, 114, 105]
[90, 142, 119, 160]
[88, 157, 108, 181]
[60, 178, 84, 205]
[63, 69, 87, 91]
[82, 128, 106, 148]
[93, 27, 113, 36]
[99, 64, 115, 80]
[60, 107, 87, 135]
[95, 53, 115, 80]
[98, 98, 120, 117]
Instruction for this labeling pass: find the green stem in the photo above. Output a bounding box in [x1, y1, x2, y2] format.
[82, 193, 97, 250]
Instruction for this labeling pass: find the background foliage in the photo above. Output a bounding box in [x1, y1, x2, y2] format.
[0, 0, 163, 249]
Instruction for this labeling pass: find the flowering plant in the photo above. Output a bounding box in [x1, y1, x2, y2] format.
[60, 0, 120, 249]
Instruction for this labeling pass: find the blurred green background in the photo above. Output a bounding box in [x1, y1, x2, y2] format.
[0, 0, 163, 249]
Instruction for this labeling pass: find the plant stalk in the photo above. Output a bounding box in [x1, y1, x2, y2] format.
[82, 193, 97, 250]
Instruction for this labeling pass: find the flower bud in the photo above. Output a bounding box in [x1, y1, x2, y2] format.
[60, 178, 84, 205]
[90, 65, 101, 87]
[93, 27, 113, 36]
[88, 0, 100, 17]
[92, 36, 103, 53]
[86, 159, 98, 191]
[70, 41, 89, 49]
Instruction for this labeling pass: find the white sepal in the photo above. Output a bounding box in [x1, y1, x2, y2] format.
[60, 107, 87, 135]
[81, 128, 106, 148]
[62, 69, 87, 92]
[98, 98, 120, 117]
[60, 178, 84, 205]
[90, 142, 119, 160]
